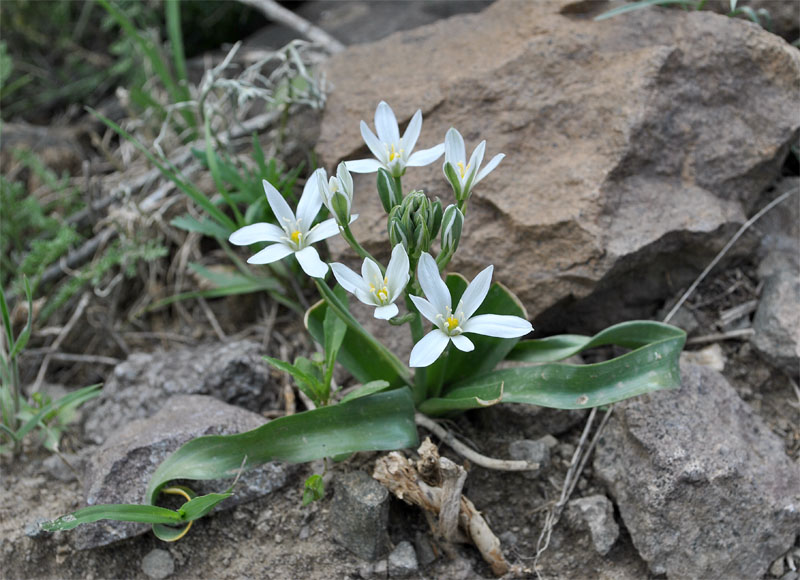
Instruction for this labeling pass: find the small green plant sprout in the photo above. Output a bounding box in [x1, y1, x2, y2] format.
[0, 279, 100, 457]
[43, 102, 686, 555]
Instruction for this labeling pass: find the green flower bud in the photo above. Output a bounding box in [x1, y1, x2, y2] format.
[441, 204, 464, 255]
[376, 168, 402, 213]
[386, 190, 441, 259]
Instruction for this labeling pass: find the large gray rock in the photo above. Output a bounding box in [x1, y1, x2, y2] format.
[84, 340, 277, 445]
[317, 0, 798, 331]
[74, 395, 296, 550]
[752, 269, 800, 377]
[594, 362, 800, 578]
[330, 470, 391, 560]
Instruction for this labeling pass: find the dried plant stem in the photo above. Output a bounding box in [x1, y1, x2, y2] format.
[236, 0, 345, 53]
[686, 328, 755, 345]
[415, 413, 540, 471]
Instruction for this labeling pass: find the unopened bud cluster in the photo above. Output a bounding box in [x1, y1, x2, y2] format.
[388, 191, 443, 260]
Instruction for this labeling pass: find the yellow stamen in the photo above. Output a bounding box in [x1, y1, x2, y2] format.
[290, 230, 301, 244]
[388, 144, 404, 162]
[457, 161, 469, 179]
[445, 315, 459, 332]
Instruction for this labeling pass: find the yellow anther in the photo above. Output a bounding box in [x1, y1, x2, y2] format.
[377, 288, 389, 302]
[445, 315, 459, 332]
[388, 144, 404, 162]
[290, 230, 301, 244]
[457, 161, 469, 178]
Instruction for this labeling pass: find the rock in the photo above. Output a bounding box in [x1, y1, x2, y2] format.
[751, 269, 800, 377]
[41, 453, 83, 483]
[756, 178, 800, 279]
[317, 0, 798, 332]
[387, 541, 418, 578]
[84, 340, 277, 445]
[594, 362, 800, 578]
[141, 549, 174, 580]
[680, 343, 726, 372]
[704, 0, 800, 41]
[565, 495, 620, 556]
[770, 555, 786, 578]
[331, 470, 390, 560]
[414, 532, 437, 567]
[508, 438, 551, 478]
[73, 395, 295, 550]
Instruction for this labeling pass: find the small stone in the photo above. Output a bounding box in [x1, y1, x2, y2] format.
[24, 518, 48, 538]
[41, 453, 81, 483]
[388, 541, 418, 578]
[508, 438, 550, 479]
[331, 471, 390, 560]
[538, 434, 559, 449]
[565, 495, 619, 556]
[141, 549, 174, 580]
[779, 572, 798, 580]
[556, 442, 575, 459]
[414, 532, 437, 566]
[769, 556, 785, 578]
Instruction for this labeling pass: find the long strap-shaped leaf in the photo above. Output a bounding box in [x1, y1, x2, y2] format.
[418, 321, 686, 415]
[42, 389, 418, 540]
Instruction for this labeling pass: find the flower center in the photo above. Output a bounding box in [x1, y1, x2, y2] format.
[445, 315, 459, 332]
[290, 230, 302, 244]
[457, 161, 470, 179]
[388, 144, 404, 162]
[369, 277, 390, 305]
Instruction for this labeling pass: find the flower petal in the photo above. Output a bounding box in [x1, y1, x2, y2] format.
[296, 169, 324, 227]
[263, 179, 295, 227]
[475, 153, 505, 184]
[444, 128, 465, 166]
[305, 218, 340, 245]
[361, 257, 383, 287]
[374, 101, 400, 144]
[344, 158, 384, 174]
[229, 222, 285, 245]
[337, 162, 353, 196]
[450, 334, 475, 352]
[462, 314, 533, 338]
[331, 262, 371, 295]
[294, 246, 328, 278]
[385, 244, 410, 301]
[374, 304, 399, 320]
[409, 294, 440, 325]
[360, 121, 387, 163]
[407, 143, 445, 167]
[460, 265, 493, 319]
[247, 243, 294, 265]
[401, 109, 423, 156]
[467, 140, 486, 181]
[416, 252, 450, 313]
[409, 329, 450, 367]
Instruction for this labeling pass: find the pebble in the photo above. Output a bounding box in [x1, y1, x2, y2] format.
[141, 549, 174, 580]
[388, 541, 418, 578]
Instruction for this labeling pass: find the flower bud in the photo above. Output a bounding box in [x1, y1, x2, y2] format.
[376, 168, 402, 213]
[440, 204, 464, 256]
[387, 190, 441, 259]
[319, 163, 354, 225]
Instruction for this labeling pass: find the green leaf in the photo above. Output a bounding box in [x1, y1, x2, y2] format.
[419, 321, 686, 415]
[41, 504, 182, 532]
[302, 474, 325, 506]
[594, 0, 693, 21]
[264, 356, 325, 404]
[15, 384, 101, 440]
[170, 215, 232, 239]
[339, 380, 392, 404]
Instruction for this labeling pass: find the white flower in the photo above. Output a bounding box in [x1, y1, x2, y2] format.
[408, 253, 532, 367]
[317, 162, 354, 226]
[330, 244, 410, 320]
[442, 128, 504, 201]
[345, 101, 445, 178]
[229, 171, 341, 278]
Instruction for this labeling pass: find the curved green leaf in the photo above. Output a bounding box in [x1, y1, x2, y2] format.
[419, 321, 686, 415]
[41, 504, 182, 532]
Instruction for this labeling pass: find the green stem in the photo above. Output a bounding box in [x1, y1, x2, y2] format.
[393, 175, 403, 197]
[405, 294, 427, 406]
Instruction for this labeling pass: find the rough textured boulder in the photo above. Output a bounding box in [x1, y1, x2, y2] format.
[317, 0, 799, 332]
[84, 340, 277, 445]
[74, 395, 296, 550]
[593, 362, 800, 578]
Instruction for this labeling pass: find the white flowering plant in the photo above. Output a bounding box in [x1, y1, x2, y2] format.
[44, 101, 686, 544]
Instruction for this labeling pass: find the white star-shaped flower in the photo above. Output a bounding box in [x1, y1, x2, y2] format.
[345, 101, 444, 178]
[443, 127, 504, 202]
[330, 244, 410, 320]
[408, 253, 532, 367]
[229, 171, 342, 278]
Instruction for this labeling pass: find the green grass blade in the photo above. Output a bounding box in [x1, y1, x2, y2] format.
[419, 322, 686, 415]
[9, 277, 33, 358]
[594, 0, 693, 20]
[41, 504, 182, 532]
[339, 380, 391, 404]
[164, 0, 188, 92]
[15, 384, 102, 440]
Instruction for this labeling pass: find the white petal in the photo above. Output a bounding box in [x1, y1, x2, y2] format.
[409, 330, 450, 368]
[229, 222, 285, 245]
[460, 265, 493, 319]
[294, 246, 328, 278]
[475, 153, 505, 184]
[263, 179, 295, 227]
[450, 334, 475, 352]
[336, 162, 353, 196]
[445, 128, 465, 166]
[374, 101, 400, 144]
[416, 252, 450, 313]
[409, 294, 440, 325]
[407, 143, 445, 167]
[361, 257, 383, 287]
[344, 158, 384, 174]
[360, 121, 388, 162]
[462, 314, 533, 338]
[374, 304, 399, 320]
[331, 263, 370, 295]
[296, 169, 323, 228]
[467, 140, 486, 180]
[247, 243, 294, 264]
[305, 218, 340, 245]
[385, 244, 410, 301]
[401, 109, 423, 155]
